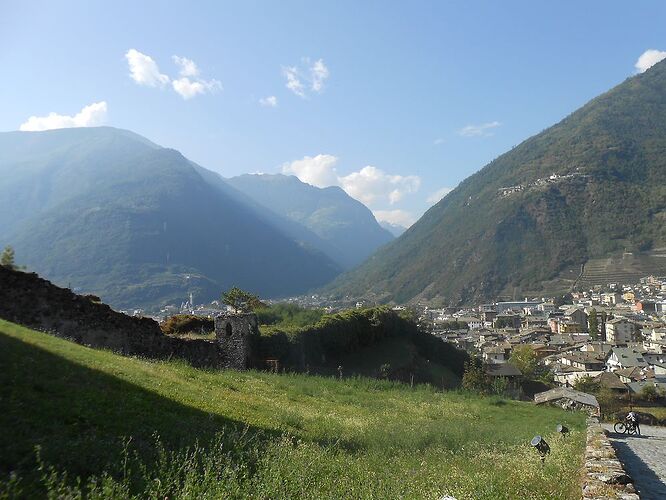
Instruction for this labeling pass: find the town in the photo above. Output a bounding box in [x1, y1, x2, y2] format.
[422, 275, 666, 403]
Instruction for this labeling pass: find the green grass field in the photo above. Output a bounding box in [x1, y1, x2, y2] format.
[0, 319, 586, 499]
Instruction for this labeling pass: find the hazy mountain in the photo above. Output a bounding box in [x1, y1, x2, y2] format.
[379, 221, 408, 237]
[227, 174, 394, 269]
[328, 59, 666, 304]
[0, 127, 341, 309]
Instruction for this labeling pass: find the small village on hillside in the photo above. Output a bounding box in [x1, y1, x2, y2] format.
[422, 275, 666, 404]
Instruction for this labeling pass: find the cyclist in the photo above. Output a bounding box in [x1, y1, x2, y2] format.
[626, 409, 641, 435]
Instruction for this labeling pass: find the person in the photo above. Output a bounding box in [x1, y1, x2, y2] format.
[626, 409, 641, 435]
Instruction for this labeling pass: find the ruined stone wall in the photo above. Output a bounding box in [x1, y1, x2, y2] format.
[0, 266, 221, 368]
[215, 313, 258, 369]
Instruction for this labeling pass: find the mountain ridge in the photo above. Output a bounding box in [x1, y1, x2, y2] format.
[0, 127, 341, 309]
[227, 173, 394, 269]
[327, 59, 666, 304]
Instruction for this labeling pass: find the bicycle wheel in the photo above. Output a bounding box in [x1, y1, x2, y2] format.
[614, 422, 626, 434]
[627, 425, 637, 435]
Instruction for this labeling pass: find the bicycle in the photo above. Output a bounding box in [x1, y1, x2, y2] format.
[613, 420, 638, 435]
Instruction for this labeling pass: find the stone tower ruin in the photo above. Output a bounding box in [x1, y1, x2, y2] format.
[215, 312, 259, 369]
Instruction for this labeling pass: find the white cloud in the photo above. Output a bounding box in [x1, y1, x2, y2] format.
[19, 101, 108, 131]
[635, 49, 666, 73]
[373, 209, 416, 228]
[125, 49, 169, 87]
[310, 59, 329, 93]
[427, 186, 453, 204]
[172, 77, 222, 100]
[282, 155, 420, 207]
[173, 55, 199, 77]
[459, 121, 501, 137]
[283, 66, 306, 98]
[283, 58, 329, 98]
[125, 49, 221, 99]
[340, 166, 420, 206]
[259, 95, 278, 107]
[282, 154, 339, 187]
[433, 138, 445, 145]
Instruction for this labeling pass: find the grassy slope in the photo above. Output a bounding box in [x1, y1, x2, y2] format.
[1, 320, 586, 499]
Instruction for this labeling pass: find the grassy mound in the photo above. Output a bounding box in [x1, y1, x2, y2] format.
[0, 319, 585, 499]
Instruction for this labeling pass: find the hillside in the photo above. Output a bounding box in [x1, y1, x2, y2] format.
[0, 320, 585, 498]
[227, 173, 394, 269]
[329, 59, 666, 304]
[0, 127, 340, 309]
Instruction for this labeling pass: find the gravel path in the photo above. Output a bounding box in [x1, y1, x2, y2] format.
[603, 424, 666, 499]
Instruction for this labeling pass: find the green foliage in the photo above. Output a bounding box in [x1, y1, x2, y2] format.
[490, 376, 510, 397]
[161, 315, 214, 335]
[0, 320, 587, 499]
[509, 345, 540, 380]
[596, 387, 622, 419]
[0, 246, 16, 270]
[573, 376, 601, 394]
[437, 320, 468, 330]
[462, 358, 489, 394]
[553, 293, 574, 308]
[639, 384, 664, 403]
[329, 60, 666, 303]
[221, 287, 265, 313]
[494, 316, 518, 329]
[257, 307, 470, 386]
[255, 303, 324, 329]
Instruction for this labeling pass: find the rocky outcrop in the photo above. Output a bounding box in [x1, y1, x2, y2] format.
[582, 417, 639, 500]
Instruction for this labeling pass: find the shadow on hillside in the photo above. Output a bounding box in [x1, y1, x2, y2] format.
[0, 332, 280, 484]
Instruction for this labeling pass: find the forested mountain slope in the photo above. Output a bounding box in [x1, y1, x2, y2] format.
[228, 173, 394, 269]
[0, 127, 340, 309]
[329, 59, 666, 304]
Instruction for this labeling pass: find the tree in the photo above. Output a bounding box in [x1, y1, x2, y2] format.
[588, 308, 599, 341]
[596, 387, 621, 420]
[462, 358, 489, 394]
[639, 384, 664, 403]
[0, 246, 16, 270]
[554, 292, 573, 307]
[221, 287, 265, 313]
[573, 375, 600, 394]
[509, 345, 539, 380]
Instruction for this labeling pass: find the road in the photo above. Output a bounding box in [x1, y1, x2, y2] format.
[603, 424, 666, 499]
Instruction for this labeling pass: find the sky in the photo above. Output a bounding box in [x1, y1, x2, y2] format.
[2, 1, 666, 228]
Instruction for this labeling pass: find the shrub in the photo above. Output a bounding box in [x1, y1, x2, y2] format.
[161, 315, 214, 335]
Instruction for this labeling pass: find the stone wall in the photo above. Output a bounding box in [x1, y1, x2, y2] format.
[0, 266, 221, 368]
[215, 313, 258, 369]
[582, 417, 639, 499]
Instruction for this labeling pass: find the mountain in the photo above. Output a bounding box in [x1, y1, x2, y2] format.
[328, 59, 666, 304]
[226, 173, 394, 269]
[0, 127, 341, 309]
[380, 221, 408, 237]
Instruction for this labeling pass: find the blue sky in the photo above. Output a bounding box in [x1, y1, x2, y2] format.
[2, 1, 666, 227]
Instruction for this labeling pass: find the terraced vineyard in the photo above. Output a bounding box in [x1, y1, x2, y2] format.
[576, 250, 666, 289]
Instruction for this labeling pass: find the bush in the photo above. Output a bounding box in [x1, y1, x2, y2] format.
[257, 307, 470, 380]
[161, 315, 214, 335]
[640, 384, 665, 403]
[256, 303, 324, 329]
